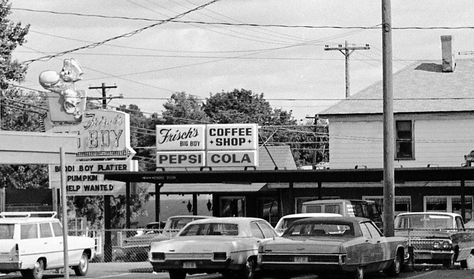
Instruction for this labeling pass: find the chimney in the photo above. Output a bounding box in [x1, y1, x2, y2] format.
[441, 35, 455, 72]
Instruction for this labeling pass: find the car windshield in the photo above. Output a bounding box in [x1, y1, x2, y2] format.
[0, 224, 14, 239]
[179, 223, 239, 236]
[395, 214, 453, 229]
[284, 221, 353, 237]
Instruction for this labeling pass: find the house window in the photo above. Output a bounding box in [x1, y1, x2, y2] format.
[396, 120, 414, 159]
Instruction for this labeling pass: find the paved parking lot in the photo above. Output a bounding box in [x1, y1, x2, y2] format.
[2, 263, 474, 279]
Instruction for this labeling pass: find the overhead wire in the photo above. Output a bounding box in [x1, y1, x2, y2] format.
[20, 0, 222, 65]
[13, 7, 474, 30]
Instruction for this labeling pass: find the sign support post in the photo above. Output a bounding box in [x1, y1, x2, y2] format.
[60, 147, 70, 279]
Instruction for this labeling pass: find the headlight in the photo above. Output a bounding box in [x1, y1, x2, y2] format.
[433, 240, 452, 250]
[151, 252, 165, 260]
[213, 252, 227, 261]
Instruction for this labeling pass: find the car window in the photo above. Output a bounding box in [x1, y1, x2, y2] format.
[180, 223, 238, 236]
[306, 205, 322, 213]
[257, 221, 277, 238]
[40, 222, 53, 238]
[0, 224, 14, 239]
[250, 222, 264, 238]
[455, 217, 464, 230]
[170, 218, 195, 230]
[360, 223, 372, 238]
[364, 222, 382, 238]
[284, 221, 353, 237]
[325, 205, 341, 214]
[52, 222, 63, 236]
[21, 223, 38, 239]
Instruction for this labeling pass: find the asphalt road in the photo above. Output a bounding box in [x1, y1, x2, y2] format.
[2, 263, 474, 279]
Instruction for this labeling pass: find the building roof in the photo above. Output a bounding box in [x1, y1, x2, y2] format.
[319, 59, 474, 116]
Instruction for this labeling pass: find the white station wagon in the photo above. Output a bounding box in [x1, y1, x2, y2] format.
[0, 211, 96, 279]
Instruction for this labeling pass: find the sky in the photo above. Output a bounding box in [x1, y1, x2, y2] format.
[9, 0, 474, 122]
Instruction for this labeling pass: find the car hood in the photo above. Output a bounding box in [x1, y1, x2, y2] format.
[260, 237, 347, 254]
[150, 236, 258, 252]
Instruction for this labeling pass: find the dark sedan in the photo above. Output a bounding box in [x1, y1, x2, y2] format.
[258, 216, 409, 279]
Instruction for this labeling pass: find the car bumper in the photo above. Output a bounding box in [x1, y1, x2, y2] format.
[0, 261, 22, 271]
[414, 250, 454, 262]
[258, 262, 355, 275]
[151, 259, 241, 273]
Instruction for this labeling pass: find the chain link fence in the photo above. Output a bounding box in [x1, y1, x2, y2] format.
[69, 227, 178, 270]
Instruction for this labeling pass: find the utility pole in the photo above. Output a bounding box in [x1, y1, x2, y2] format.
[88, 83, 118, 109]
[382, 0, 395, 237]
[87, 83, 117, 262]
[324, 41, 370, 98]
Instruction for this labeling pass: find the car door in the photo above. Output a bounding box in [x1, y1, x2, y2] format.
[39, 221, 61, 268]
[363, 222, 385, 263]
[359, 222, 384, 268]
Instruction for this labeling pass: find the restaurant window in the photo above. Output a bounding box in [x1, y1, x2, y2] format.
[395, 120, 414, 159]
[220, 196, 245, 217]
[257, 198, 279, 226]
[424, 196, 473, 222]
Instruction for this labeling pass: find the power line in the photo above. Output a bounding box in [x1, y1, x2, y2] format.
[14, 7, 474, 30]
[20, 0, 221, 65]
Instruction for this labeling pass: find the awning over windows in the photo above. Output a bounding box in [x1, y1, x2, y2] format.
[150, 183, 267, 194]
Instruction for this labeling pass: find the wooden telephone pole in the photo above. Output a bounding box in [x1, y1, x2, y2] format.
[87, 83, 118, 262]
[324, 41, 370, 98]
[88, 83, 118, 109]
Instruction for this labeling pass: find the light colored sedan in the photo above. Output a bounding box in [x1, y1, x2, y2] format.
[149, 217, 277, 279]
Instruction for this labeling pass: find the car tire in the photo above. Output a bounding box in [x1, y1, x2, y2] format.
[169, 270, 186, 279]
[73, 252, 89, 276]
[460, 260, 468, 269]
[241, 258, 257, 279]
[384, 250, 402, 276]
[21, 258, 45, 279]
[352, 266, 364, 279]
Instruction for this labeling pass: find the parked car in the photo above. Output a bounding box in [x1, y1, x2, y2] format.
[0, 211, 96, 279]
[301, 199, 383, 229]
[258, 216, 408, 279]
[394, 212, 474, 268]
[274, 213, 342, 236]
[149, 217, 278, 279]
[122, 215, 212, 261]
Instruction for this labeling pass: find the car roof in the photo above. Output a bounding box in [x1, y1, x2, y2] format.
[293, 216, 371, 224]
[185, 217, 265, 225]
[167, 215, 214, 220]
[279, 213, 342, 219]
[0, 211, 59, 223]
[302, 199, 374, 204]
[396, 212, 460, 218]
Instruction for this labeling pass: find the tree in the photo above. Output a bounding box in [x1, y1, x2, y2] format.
[162, 92, 210, 124]
[0, 1, 46, 190]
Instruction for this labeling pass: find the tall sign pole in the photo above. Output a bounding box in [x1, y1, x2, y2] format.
[60, 147, 70, 279]
[382, 0, 395, 236]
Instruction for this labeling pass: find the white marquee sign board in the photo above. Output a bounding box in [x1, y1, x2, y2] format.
[48, 110, 135, 160]
[49, 160, 138, 196]
[156, 124, 258, 168]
